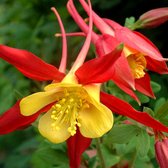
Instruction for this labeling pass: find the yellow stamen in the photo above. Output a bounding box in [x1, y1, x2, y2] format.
[50, 88, 89, 136]
[127, 53, 147, 79]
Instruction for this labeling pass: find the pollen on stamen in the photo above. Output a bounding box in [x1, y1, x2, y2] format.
[83, 103, 90, 109]
[55, 104, 61, 108]
[55, 126, 60, 131]
[51, 123, 56, 127]
[68, 127, 77, 136]
[65, 109, 69, 114]
[51, 115, 58, 120]
[77, 122, 81, 127]
[52, 110, 56, 114]
[61, 98, 66, 103]
[70, 98, 74, 102]
[127, 53, 147, 79]
[51, 115, 55, 119]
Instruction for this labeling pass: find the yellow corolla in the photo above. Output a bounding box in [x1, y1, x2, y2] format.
[20, 73, 113, 143]
[124, 46, 147, 79]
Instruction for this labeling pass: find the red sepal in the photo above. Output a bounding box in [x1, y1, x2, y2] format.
[95, 34, 135, 90]
[95, 34, 120, 57]
[67, 130, 91, 168]
[146, 56, 168, 74]
[114, 82, 140, 104]
[0, 45, 65, 81]
[135, 73, 155, 98]
[104, 19, 165, 62]
[0, 101, 53, 134]
[75, 45, 123, 85]
[100, 92, 168, 132]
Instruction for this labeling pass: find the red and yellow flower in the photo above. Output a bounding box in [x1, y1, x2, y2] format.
[0, 1, 168, 168]
[67, 0, 168, 103]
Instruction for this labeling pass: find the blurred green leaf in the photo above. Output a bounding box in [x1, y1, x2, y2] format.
[143, 107, 154, 117]
[154, 97, 166, 112]
[101, 144, 120, 167]
[104, 124, 140, 144]
[151, 81, 161, 93]
[136, 92, 150, 104]
[31, 141, 68, 168]
[154, 100, 168, 126]
[136, 130, 150, 158]
[4, 155, 31, 168]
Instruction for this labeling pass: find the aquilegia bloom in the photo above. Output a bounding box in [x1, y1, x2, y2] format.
[0, 2, 117, 167]
[1, 1, 168, 168]
[67, 0, 168, 103]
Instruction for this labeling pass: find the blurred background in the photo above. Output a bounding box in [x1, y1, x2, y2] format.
[0, 0, 168, 168]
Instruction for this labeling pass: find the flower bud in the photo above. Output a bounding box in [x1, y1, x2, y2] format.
[138, 7, 168, 28]
[155, 138, 168, 168]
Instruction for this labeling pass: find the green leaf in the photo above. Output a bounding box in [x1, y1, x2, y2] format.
[143, 107, 154, 117]
[4, 155, 30, 168]
[151, 81, 161, 93]
[155, 101, 168, 120]
[154, 97, 166, 112]
[136, 130, 150, 158]
[101, 144, 120, 167]
[104, 124, 140, 144]
[31, 141, 68, 168]
[136, 92, 150, 104]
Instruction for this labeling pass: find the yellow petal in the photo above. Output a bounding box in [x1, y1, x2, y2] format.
[44, 83, 81, 91]
[38, 110, 71, 143]
[79, 99, 113, 138]
[123, 46, 138, 57]
[20, 89, 60, 116]
[83, 84, 100, 102]
[61, 72, 78, 84]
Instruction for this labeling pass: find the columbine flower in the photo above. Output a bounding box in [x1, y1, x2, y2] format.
[1, 1, 168, 168]
[0, 2, 118, 167]
[137, 7, 168, 28]
[67, 0, 168, 103]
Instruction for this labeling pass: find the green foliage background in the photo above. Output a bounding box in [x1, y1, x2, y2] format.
[0, 0, 168, 168]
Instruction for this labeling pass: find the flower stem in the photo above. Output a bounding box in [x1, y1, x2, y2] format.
[129, 150, 137, 168]
[95, 138, 106, 168]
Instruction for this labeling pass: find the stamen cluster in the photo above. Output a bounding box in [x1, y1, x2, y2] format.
[50, 88, 89, 136]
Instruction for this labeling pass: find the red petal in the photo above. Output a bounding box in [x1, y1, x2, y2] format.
[67, 130, 91, 168]
[116, 29, 165, 61]
[146, 56, 168, 74]
[133, 31, 168, 73]
[75, 45, 123, 84]
[0, 101, 52, 134]
[0, 45, 65, 81]
[104, 19, 165, 62]
[135, 73, 155, 98]
[114, 81, 140, 104]
[100, 92, 168, 132]
[112, 53, 135, 89]
[95, 34, 120, 57]
[95, 34, 135, 90]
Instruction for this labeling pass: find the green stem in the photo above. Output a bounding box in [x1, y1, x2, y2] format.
[129, 150, 137, 168]
[95, 138, 106, 168]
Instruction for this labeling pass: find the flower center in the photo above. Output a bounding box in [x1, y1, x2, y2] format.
[50, 88, 89, 136]
[127, 53, 147, 79]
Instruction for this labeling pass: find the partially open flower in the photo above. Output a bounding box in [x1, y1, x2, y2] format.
[138, 7, 168, 28]
[67, 0, 168, 103]
[155, 132, 168, 168]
